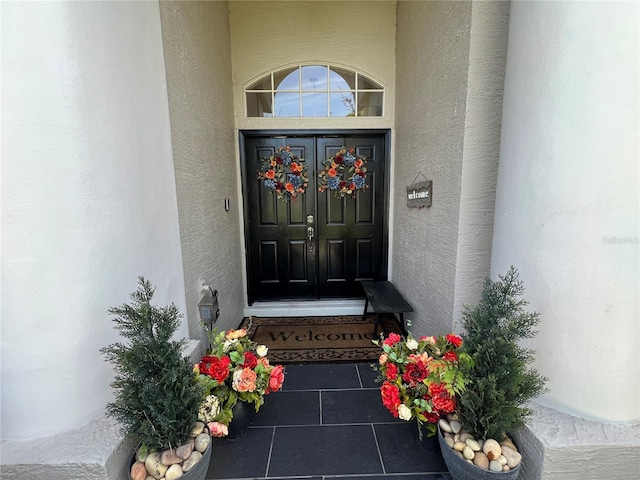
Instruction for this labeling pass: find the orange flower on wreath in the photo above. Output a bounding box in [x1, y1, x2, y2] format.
[285, 183, 295, 193]
[265, 170, 276, 179]
[328, 168, 338, 178]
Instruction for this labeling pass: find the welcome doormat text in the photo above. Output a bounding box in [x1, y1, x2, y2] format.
[239, 315, 402, 364]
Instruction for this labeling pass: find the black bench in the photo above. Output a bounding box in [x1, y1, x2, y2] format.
[361, 281, 413, 336]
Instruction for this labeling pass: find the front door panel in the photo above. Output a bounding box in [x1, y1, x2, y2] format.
[245, 134, 386, 303]
[316, 137, 386, 298]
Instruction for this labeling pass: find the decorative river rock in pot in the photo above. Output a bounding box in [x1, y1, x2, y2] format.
[437, 418, 522, 480]
[129, 423, 212, 480]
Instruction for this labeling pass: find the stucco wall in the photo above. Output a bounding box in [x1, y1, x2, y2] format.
[452, 1, 509, 322]
[229, 1, 396, 131]
[159, 1, 245, 337]
[393, 1, 472, 335]
[493, 0, 639, 423]
[1, 1, 188, 440]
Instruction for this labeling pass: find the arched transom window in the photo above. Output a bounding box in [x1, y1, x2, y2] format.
[245, 65, 384, 118]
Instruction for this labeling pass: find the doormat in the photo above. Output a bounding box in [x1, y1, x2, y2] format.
[237, 314, 402, 364]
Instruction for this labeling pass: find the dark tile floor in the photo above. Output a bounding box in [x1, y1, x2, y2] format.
[206, 363, 452, 480]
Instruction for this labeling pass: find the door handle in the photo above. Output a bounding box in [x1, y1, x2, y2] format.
[307, 226, 314, 241]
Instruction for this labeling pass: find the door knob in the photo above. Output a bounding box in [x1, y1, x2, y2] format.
[307, 226, 314, 241]
[307, 214, 314, 224]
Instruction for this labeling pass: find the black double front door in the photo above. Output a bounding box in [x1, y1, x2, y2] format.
[244, 133, 388, 304]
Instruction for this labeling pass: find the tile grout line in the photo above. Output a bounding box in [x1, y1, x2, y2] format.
[282, 387, 379, 393]
[370, 423, 387, 476]
[263, 426, 276, 479]
[355, 363, 363, 389]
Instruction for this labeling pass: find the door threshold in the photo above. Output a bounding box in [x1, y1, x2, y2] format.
[244, 299, 366, 318]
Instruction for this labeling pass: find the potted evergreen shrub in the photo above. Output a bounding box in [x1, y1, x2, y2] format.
[101, 277, 211, 480]
[438, 267, 547, 479]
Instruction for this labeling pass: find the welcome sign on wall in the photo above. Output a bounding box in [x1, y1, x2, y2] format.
[406, 179, 432, 208]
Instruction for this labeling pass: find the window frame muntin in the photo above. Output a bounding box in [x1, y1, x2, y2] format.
[244, 63, 384, 118]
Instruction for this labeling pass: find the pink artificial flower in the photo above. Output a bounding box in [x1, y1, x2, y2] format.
[208, 422, 228, 437]
[266, 364, 285, 393]
[383, 333, 402, 346]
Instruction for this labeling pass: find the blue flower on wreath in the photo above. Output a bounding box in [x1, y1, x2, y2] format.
[328, 176, 341, 190]
[263, 179, 276, 190]
[343, 152, 356, 167]
[352, 174, 367, 189]
[288, 174, 303, 189]
[279, 150, 293, 167]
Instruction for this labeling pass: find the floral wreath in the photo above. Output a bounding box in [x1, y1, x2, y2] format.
[317, 146, 368, 198]
[257, 146, 308, 201]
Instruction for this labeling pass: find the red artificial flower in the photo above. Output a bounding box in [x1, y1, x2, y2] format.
[428, 382, 446, 397]
[433, 393, 456, 414]
[349, 183, 356, 191]
[402, 361, 429, 386]
[335, 154, 343, 164]
[266, 364, 285, 394]
[385, 363, 398, 381]
[425, 411, 441, 423]
[328, 168, 338, 178]
[445, 333, 463, 348]
[354, 159, 363, 168]
[380, 381, 401, 417]
[442, 351, 458, 363]
[276, 156, 283, 164]
[265, 169, 276, 179]
[383, 333, 402, 346]
[428, 382, 456, 414]
[242, 352, 258, 369]
[199, 355, 231, 383]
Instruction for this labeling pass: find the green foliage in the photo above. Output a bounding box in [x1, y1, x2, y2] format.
[459, 266, 548, 441]
[101, 277, 203, 451]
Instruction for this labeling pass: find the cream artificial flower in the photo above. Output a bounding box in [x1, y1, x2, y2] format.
[256, 345, 269, 357]
[398, 404, 412, 421]
[223, 339, 238, 352]
[198, 394, 221, 423]
[406, 338, 419, 350]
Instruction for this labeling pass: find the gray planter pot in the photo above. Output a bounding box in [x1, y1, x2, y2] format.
[129, 432, 212, 480]
[437, 426, 521, 480]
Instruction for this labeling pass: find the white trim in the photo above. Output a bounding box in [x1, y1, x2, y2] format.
[244, 299, 367, 318]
